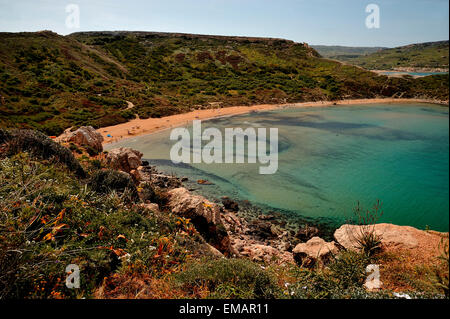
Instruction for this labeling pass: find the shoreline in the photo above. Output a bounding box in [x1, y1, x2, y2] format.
[98, 98, 448, 145]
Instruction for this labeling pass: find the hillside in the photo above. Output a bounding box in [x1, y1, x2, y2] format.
[0, 31, 448, 136]
[312, 45, 386, 62]
[349, 41, 449, 71]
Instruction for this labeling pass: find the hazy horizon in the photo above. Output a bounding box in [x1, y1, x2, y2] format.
[0, 0, 448, 47]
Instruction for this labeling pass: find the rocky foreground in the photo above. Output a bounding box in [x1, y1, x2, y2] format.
[1, 126, 447, 299]
[65, 126, 449, 290]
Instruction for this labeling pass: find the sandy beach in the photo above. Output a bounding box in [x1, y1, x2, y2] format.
[98, 98, 448, 145]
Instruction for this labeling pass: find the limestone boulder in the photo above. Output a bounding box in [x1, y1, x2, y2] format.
[167, 187, 232, 254]
[334, 223, 435, 251]
[67, 126, 104, 153]
[292, 237, 338, 267]
[240, 244, 294, 264]
[106, 147, 143, 173]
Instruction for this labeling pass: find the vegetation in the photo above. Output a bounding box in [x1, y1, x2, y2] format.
[1, 135, 447, 299]
[176, 258, 281, 299]
[0, 31, 448, 137]
[0, 128, 85, 177]
[352, 200, 383, 256]
[312, 45, 386, 62]
[341, 41, 449, 70]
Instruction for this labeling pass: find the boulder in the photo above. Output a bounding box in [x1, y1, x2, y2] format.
[167, 187, 232, 254]
[140, 203, 160, 213]
[106, 147, 143, 173]
[67, 126, 104, 153]
[249, 219, 280, 240]
[240, 244, 294, 264]
[222, 198, 239, 212]
[292, 237, 338, 267]
[334, 223, 436, 251]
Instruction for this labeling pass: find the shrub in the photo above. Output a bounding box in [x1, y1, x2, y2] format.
[88, 169, 138, 200]
[0, 154, 191, 298]
[175, 258, 281, 299]
[431, 238, 449, 297]
[328, 251, 369, 289]
[351, 200, 383, 256]
[0, 128, 85, 178]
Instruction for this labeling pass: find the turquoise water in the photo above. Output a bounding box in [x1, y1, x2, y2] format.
[382, 71, 448, 77]
[106, 104, 449, 231]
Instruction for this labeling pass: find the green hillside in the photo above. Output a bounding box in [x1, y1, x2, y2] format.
[0, 31, 448, 136]
[312, 45, 386, 62]
[350, 41, 449, 70]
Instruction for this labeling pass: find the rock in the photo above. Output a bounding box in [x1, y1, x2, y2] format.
[334, 223, 436, 251]
[295, 225, 320, 242]
[129, 169, 142, 182]
[67, 126, 104, 153]
[258, 214, 275, 221]
[222, 198, 239, 212]
[249, 219, 279, 240]
[106, 147, 143, 173]
[167, 187, 232, 254]
[140, 203, 160, 213]
[151, 173, 182, 189]
[221, 211, 247, 235]
[292, 237, 338, 267]
[197, 179, 214, 185]
[239, 244, 294, 264]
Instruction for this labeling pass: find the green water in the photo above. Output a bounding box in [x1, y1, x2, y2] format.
[106, 103, 449, 231]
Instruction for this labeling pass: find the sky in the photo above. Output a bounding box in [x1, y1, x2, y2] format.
[0, 0, 448, 47]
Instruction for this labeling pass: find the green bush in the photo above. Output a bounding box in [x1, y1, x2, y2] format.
[0, 128, 85, 177]
[0, 154, 191, 298]
[88, 169, 138, 200]
[328, 251, 369, 289]
[176, 258, 281, 299]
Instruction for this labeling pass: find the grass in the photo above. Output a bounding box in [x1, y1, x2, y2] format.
[0, 152, 200, 298]
[351, 200, 383, 256]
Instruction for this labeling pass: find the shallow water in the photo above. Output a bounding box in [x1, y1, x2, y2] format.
[381, 71, 448, 77]
[106, 103, 449, 231]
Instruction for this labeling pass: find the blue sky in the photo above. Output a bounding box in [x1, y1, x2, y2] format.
[0, 0, 448, 47]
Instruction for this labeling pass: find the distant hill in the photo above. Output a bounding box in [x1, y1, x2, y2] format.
[316, 41, 449, 71]
[0, 31, 448, 136]
[312, 45, 387, 62]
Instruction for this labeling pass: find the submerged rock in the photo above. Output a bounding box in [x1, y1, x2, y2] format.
[222, 198, 239, 212]
[292, 236, 338, 267]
